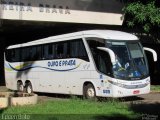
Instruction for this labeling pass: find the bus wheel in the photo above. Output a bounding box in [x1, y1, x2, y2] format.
[17, 81, 24, 92]
[84, 84, 96, 100]
[25, 82, 33, 94]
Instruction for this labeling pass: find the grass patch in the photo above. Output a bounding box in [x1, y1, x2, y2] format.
[151, 85, 160, 92]
[0, 98, 139, 120]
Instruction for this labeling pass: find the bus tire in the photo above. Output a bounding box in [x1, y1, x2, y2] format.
[84, 84, 96, 100]
[25, 82, 33, 94]
[17, 81, 24, 92]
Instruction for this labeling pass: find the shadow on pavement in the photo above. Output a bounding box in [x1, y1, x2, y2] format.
[130, 102, 160, 115]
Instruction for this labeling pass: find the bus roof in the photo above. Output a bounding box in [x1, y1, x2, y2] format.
[7, 30, 138, 49]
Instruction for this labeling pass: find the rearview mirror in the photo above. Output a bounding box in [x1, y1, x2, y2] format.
[143, 47, 157, 62]
[97, 47, 116, 63]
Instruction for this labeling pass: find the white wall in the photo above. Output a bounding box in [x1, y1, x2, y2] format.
[0, 0, 124, 25]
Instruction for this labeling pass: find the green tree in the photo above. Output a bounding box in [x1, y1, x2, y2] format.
[123, 0, 160, 32]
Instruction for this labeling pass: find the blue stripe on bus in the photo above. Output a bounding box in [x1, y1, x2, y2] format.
[7, 63, 79, 72]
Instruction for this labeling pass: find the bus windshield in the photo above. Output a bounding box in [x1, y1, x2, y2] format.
[107, 41, 149, 80]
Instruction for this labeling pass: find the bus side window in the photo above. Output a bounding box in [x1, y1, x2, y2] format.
[43, 44, 54, 60]
[7, 49, 15, 62]
[48, 44, 55, 59]
[36, 46, 42, 60]
[21, 48, 28, 61]
[87, 39, 112, 76]
[63, 42, 68, 58]
[78, 40, 89, 61]
[70, 41, 77, 58]
[11, 50, 15, 61]
[70, 39, 89, 61]
[30, 46, 39, 61]
[6, 49, 17, 62]
[5, 50, 10, 62]
[56, 43, 64, 59]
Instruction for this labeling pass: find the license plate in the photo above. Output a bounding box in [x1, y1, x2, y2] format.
[133, 90, 140, 94]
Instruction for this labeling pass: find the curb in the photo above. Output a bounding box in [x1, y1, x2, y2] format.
[0, 92, 38, 108]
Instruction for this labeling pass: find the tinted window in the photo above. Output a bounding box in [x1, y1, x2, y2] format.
[56, 43, 66, 59]
[87, 39, 112, 76]
[5, 39, 89, 62]
[69, 39, 89, 61]
[6, 48, 20, 62]
[43, 44, 55, 59]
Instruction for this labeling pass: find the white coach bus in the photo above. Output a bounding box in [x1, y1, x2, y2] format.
[4, 30, 157, 98]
